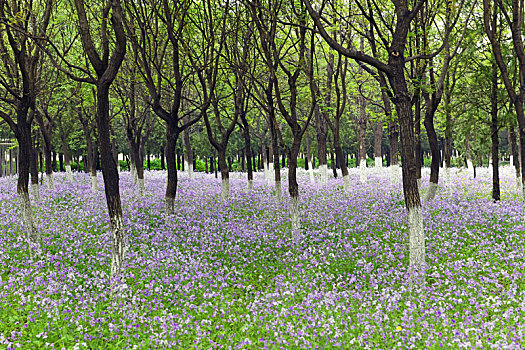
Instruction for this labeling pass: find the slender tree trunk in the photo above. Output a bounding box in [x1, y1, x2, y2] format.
[374, 122, 383, 167]
[315, 107, 328, 185]
[444, 71, 452, 182]
[218, 149, 229, 200]
[30, 137, 40, 203]
[62, 142, 73, 181]
[160, 146, 165, 170]
[423, 99, 441, 202]
[465, 133, 474, 176]
[491, 62, 500, 201]
[414, 95, 422, 189]
[358, 95, 367, 183]
[388, 65, 425, 275]
[289, 139, 301, 243]
[509, 125, 521, 190]
[305, 132, 315, 183]
[262, 141, 268, 181]
[165, 123, 179, 215]
[241, 122, 254, 190]
[43, 141, 55, 190]
[17, 108, 40, 254]
[270, 119, 281, 200]
[334, 128, 349, 189]
[183, 127, 194, 179]
[96, 85, 126, 282]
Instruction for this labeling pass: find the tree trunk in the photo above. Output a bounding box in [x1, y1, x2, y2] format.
[30, 137, 40, 203]
[374, 122, 383, 167]
[491, 62, 500, 202]
[305, 131, 315, 183]
[289, 138, 301, 243]
[358, 94, 367, 183]
[160, 146, 165, 170]
[387, 64, 425, 275]
[315, 107, 328, 185]
[59, 153, 64, 172]
[262, 141, 269, 181]
[218, 149, 229, 200]
[183, 127, 194, 179]
[423, 100, 440, 202]
[241, 122, 254, 190]
[17, 109, 40, 254]
[165, 122, 179, 215]
[270, 118, 281, 200]
[444, 70, 452, 182]
[62, 140, 73, 181]
[43, 140, 55, 190]
[334, 129, 349, 189]
[509, 125, 521, 190]
[414, 94, 422, 189]
[96, 85, 126, 282]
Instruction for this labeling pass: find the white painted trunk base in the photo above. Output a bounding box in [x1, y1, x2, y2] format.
[110, 214, 127, 287]
[417, 178, 422, 194]
[138, 177, 145, 196]
[390, 165, 400, 182]
[65, 165, 73, 181]
[510, 155, 514, 167]
[31, 184, 40, 203]
[444, 166, 450, 183]
[221, 178, 230, 200]
[408, 205, 425, 268]
[290, 196, 301, 242]
[424, 182, 438, 202]
[343, 174, 350, 191]
[467, 159, 473, 175]
[165, 196, 175, 215]
[19, 191, 40, 254]
[268, 162, 274, 181]
[90, 175, 98, 192]
[308, 168, 315, 183]
[248, 179, 253, 191]
[46, 173, 56, 190]
[263, 163, 269, 181]
[275, 180, 282, 201]
[359, 159, 367, 183]
[320, 164, 328, 185]
[519, 177, 524, 198]
[374, 156, 382, 168]
[130, 165, 137, 184]
[187, 163, 194, 180]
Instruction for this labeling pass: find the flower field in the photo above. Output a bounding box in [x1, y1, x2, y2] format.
[1, 167, 524, 349]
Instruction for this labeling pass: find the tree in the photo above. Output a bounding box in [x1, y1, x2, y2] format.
[304, 0, 428, 276]
[0, 0, 54, 255]
[71, 0, 128, 284]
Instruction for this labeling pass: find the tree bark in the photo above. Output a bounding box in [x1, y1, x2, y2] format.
[218, 149, 229, 200]
[17, 106, 40, 254]
[358, 93, 367, 183]
[414, 94, 422, 188]
[314, 105, 328, 185]
[305, 131, 315, 183]
[30, 135, 40, 203]
[491, 62, 500, 202]
[165, 122, 179, 215]
[509, 125, 521, 189]
[183, 127, 194, 179]
[241, 117, 254, 190]
[374, 122, 383, 167]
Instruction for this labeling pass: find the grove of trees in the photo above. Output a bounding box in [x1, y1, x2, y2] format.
[0, 0, 520, 286]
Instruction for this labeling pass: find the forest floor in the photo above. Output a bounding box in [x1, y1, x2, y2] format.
[0, 167, 524, 349]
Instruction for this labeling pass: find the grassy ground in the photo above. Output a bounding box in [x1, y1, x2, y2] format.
[0, 167, 524, 349]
